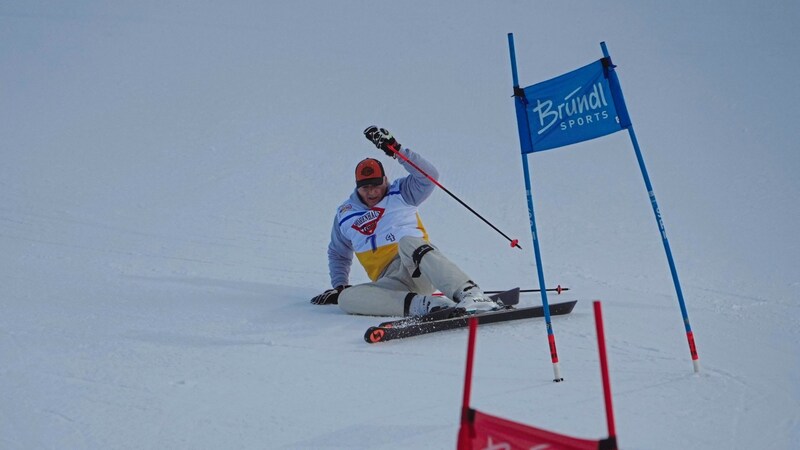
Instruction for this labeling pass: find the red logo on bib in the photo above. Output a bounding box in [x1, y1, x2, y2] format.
[351, 208, 384, 235]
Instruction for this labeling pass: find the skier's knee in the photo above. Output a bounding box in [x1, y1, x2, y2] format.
[412, 244, 435, 267]
[399, 236, 431, 254]
[408, 243, 434, 278]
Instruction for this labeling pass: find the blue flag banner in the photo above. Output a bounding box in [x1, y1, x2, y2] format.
[519, 58, 631, 153]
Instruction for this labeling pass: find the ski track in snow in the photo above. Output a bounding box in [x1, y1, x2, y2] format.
[2, 170, 798, 449]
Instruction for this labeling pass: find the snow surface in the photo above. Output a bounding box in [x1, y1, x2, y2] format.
[2, 1, 799, 449]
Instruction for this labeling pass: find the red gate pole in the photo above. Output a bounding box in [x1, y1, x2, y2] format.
[593, 301, 617, 444]
[458, 317, 479, 449]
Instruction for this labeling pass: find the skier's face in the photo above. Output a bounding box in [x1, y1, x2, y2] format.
[357, 178, 388, 208]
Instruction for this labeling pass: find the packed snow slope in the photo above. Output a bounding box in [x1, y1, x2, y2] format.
[2, 1, 798, 449]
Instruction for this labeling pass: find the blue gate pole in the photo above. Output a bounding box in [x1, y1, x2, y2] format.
[601, 42, 700, 373]
[508, 33, 563, 382]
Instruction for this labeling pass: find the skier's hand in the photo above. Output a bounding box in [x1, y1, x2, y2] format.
[364, 126, 400, 158]
[310, 285, 350, 305]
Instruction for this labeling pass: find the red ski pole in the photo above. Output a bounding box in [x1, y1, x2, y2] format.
[388, 143, 522, 250]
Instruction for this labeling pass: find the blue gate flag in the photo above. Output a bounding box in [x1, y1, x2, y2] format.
[508, 34, 701, 374]
[518, 58, 631, 153]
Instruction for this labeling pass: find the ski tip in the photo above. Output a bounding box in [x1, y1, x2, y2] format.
[488, 287, 521, 306]
[550, 300, 578, 316]
[365, 327, 387, 344]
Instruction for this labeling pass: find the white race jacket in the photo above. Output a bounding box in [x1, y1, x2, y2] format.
[328, 147, 438, 287]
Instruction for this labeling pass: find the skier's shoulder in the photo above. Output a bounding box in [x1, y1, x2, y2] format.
[386, 178, 403, 194]
[335, 191, 365, 220]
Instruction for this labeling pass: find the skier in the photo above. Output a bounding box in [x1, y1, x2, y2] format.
[310, 126, 502, 317]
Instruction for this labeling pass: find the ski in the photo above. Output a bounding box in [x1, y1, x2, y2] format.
[364, 300, 578, 344]
[378, 287, 523, 329]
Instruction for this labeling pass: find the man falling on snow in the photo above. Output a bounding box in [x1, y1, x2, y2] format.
[309, 126, 502, 317]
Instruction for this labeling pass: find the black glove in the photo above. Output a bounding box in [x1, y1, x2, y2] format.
[364, 126, 400, 158]
[310, 285, 350, 305]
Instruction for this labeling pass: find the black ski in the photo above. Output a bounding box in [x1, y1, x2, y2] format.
[364, 300, 578, 344]
[378, 287, 523, 329]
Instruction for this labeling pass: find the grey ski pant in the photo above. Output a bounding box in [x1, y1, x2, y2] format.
[338, 236, 472, 316]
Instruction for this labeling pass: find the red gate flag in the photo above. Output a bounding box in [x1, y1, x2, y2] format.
[458, 409, 614, 450]
[457, 306, 619, 450]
